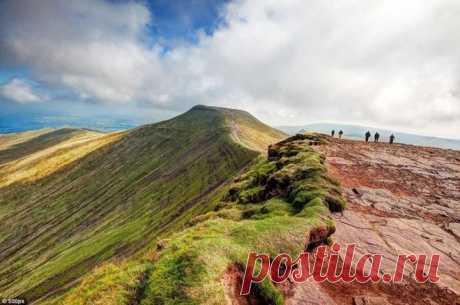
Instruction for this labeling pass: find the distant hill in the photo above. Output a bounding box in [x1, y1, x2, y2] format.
[278, 123, 460, 150]
[0, 113, 142, 134]
[0, 128, 117, 186]
[0, 105, 285, 301]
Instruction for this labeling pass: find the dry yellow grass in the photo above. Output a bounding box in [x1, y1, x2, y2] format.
[0, 128, 55, 150]
[0, 130, 123, 187]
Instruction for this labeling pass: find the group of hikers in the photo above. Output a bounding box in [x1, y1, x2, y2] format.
[331, 129, 395, 144]
[330, 129, 344, 139]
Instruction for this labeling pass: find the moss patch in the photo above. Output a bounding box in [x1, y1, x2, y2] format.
[140, 133, 346, 305]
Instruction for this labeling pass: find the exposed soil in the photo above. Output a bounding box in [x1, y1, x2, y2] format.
[223, 264, 268, 305]
[286, 138, 460, 305]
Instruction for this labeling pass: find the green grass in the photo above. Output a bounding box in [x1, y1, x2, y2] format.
[142, 215, 320, 305]
[137, 133, 344, 305]
[62, 261, 150, 305]
[0, 108, 344, 305]
[0, 106, 284, 301]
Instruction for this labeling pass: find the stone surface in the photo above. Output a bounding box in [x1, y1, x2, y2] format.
[448, 222, 460, 239]
[353, 296, 390, 305]
[287, 138, 460, 305]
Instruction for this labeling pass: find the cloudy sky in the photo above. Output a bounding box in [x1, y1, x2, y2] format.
[1, 0, 459, 138]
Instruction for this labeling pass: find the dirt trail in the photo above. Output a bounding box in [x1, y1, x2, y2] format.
[287, 138, 460, 305]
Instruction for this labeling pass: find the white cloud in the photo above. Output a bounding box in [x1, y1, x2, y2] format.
[0, 78, 41, 103]
[0, 0, 155, 104]
[1, 0, 460, 137]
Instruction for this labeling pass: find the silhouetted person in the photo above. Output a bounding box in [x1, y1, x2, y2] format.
[338, 130, 343, 139]
[331, 130, 335, 137]
[374, 132, 380, 142]
[365, 131, 371, 143]
[389, 134, 395, 144]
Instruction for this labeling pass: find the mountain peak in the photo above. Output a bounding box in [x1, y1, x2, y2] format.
[189, 104, 216, 111]
[196, 105, 286, 152]
[188, 104, 250, 116]
[150, 105, 286, 152]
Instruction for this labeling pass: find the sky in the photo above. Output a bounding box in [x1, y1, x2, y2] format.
[0, 0, 459, 138]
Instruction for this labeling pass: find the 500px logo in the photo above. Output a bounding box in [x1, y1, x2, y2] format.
[241, 243, 440, 295]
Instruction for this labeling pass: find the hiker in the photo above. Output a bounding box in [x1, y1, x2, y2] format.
[389, 134, 395, 144]
[331, 130, 335, 137]
[338, 130, 343, 139]
[365, 131, 371, 143]
[374, 132, 380, 143]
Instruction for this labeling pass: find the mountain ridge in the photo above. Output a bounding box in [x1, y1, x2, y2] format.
[0, 105, 285, 301]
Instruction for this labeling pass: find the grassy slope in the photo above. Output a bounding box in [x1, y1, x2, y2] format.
[0, 128, 101, 164]
[0, 128, 122, 188]
[0, 106, 284, 302]
[194, 105, 287, 152]
[63, 134, 345, 305]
